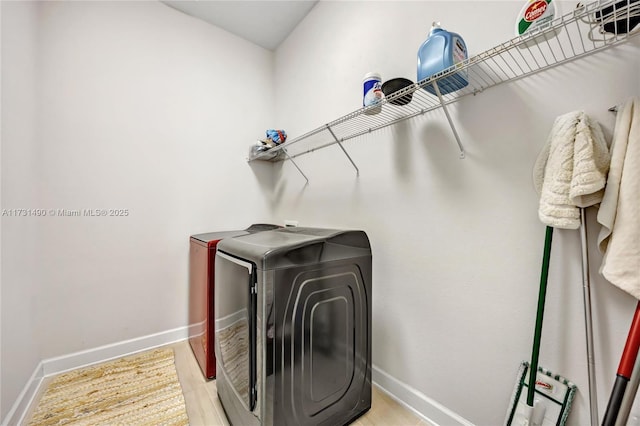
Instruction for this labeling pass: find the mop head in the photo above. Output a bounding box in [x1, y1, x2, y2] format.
[505, 362, 577, 426]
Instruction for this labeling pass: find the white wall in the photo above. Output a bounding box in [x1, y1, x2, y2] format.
[1, 1, 275, 419]
[33, 0, 275, 357]
[2, 1, 639, 425]
[273, 2, 640, 425]
[0, 1, 43, 420]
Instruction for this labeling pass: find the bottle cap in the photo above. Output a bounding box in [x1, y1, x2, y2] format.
[363, 72, 381, 82]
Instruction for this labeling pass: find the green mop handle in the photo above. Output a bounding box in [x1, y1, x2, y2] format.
[527, 226, 554, 406]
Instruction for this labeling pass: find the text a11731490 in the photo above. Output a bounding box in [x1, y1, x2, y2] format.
[1, 208, 129, 217]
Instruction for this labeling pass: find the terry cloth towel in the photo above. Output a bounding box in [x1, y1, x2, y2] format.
[597, 98, 640, 299]
[533, 111, 610, 229]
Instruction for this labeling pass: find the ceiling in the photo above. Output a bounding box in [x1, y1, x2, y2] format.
[162, 1, 318, 51]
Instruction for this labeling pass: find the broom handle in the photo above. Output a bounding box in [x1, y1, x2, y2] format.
[580, 208, 599, 426]
[602, 300, 640, 426]
[615, 347, 640, 426]
[527, 226, 554, 406]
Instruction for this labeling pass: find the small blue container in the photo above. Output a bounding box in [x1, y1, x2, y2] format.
[417, 22, 468, 96]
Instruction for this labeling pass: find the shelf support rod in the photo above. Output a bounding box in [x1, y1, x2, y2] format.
[326, 125, 360, 176]
[432, 81, 465, 159]
[283, 148, 309, 184]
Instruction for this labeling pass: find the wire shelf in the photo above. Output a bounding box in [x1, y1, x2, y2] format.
[248, 0, 639, 169]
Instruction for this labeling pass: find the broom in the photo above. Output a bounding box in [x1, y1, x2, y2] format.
[602, 301, 640, 426]
[505, 227, 577, 426]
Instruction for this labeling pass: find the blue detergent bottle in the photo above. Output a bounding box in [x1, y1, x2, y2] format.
[417, 22, 469, 96]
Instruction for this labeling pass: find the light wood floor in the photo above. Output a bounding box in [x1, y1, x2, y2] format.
[171, 340, 431, 426]
[25, 340, 431, 426]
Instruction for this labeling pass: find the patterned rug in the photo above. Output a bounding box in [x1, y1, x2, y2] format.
[28, 348, 189, 425]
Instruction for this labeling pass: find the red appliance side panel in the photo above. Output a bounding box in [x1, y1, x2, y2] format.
[205, 240, 219, 378]
[188, 238, 218, 379]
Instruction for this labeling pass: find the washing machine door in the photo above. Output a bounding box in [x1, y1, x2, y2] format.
[215, 251, 257, 412]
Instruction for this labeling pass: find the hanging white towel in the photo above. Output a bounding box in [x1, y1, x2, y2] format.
[597, 98, 640, 299]
[533, 111, 610, 229]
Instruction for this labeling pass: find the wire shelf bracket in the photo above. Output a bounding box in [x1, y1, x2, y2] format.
[432, 81, 466, 159]
[327, 125, 360, 176]
[283, 148, 309, 184]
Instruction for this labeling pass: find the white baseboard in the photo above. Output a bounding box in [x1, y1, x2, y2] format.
[372, 364, 475, 426]
[2, 326, 189, 426]
[41, 326, 189, 376]
[1, 362, 44, 426]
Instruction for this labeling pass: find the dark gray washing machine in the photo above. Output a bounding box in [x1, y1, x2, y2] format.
[214, 227, 372, 426]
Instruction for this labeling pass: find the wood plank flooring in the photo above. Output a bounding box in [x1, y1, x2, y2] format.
[171, 340, 432, 426]
[24, 340, 431, 426]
